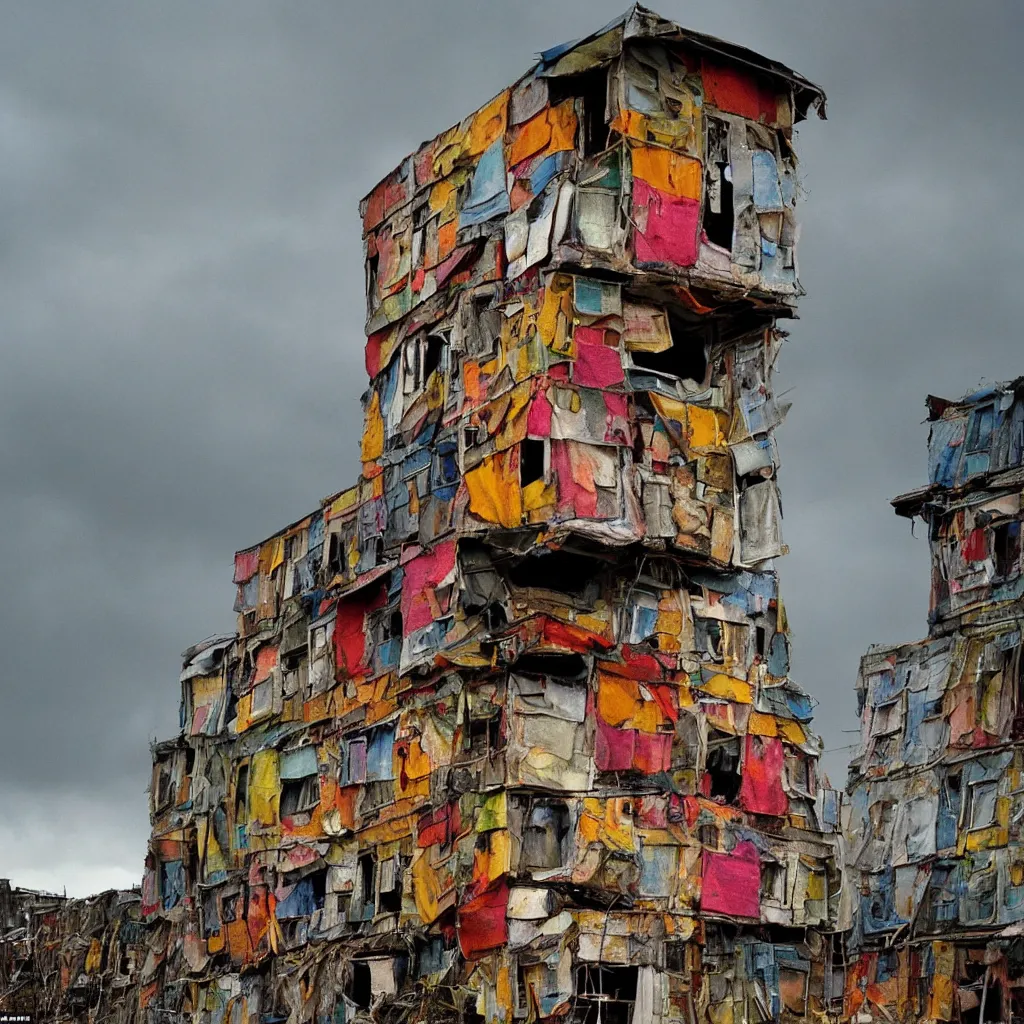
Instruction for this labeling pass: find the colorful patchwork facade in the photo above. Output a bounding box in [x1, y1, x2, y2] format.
[846, 380, 1024, 1022]
[138, 8, 842, 1024]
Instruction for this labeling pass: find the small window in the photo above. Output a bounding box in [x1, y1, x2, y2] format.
[664, 941, 686, 974]
[250, 678, 273, 718]
[343, 736, 367, 786]
[522, 801, 571, 871]
[353, 853, 376, 921]
[388, 608, 403, 639]
[348, 961, 372, 1008]
[970, 781, 999, 830]
[512, 652, 589, 681]
[549, 67, 608, 157]
[703, 117, 733, 250]
[378, 856, 403, 914]
[761, 860, 788, 902]
[234, 764, 249, 822]
[628, 313, 709, 384]
[326, 532, 343, 575]
[366, 253, 379, 310]
[994, 522, 1021, 578]
[280, 775, 319, 818]
[520, 438, 547, 487]
[423, 334, 444, 380]
[463, 714, 504, 759]
[704, 736, 741, 804]
[786, 751, 815, 797]
[966, 404, 995, 453]
[755, 626, 767, 657]
[506, 549, 601, 597]
[870, 699, 901, 737]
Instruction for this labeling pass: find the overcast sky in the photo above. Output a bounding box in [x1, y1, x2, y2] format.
[3, 1, 1022, 896]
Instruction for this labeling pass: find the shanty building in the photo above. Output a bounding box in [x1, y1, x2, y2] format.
[845, 380, 1024, 1023]
[142, 8, 841, 1024]
[0, 879, 145, 1024]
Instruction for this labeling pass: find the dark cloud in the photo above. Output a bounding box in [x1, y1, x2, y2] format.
[2, 0, 1022, 894]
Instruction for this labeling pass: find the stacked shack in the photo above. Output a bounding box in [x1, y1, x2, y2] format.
[846, 380, 1024, 1023]
[0, 880, 144, 1024]
[143, 8, 840, 1024]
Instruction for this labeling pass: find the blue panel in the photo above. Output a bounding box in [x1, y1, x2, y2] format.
[460, 140, 510, 227]
[367, 724, 396, 781]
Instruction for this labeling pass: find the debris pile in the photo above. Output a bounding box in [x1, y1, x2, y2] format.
[0, 880, 144, 1024]
[846, 380, 1024, 1023]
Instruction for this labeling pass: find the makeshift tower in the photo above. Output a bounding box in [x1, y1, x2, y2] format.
[144, 9, 840, 1023]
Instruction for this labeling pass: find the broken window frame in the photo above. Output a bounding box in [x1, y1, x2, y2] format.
[624, 309, 712, 388]
[548, 65, 610, 159]
[572, 965, 638, 1024]
[351, 852, 377, 922]
[280, 773, 320, 819]
[968, 780, 999, 831]
[520, 798, 572, 874]
[702, 116, 735, 253]
[704, 732, 742, 804]
[965, 403, 996, 454]
[760, 858, 789, 904]
[870, 698, 902, 737]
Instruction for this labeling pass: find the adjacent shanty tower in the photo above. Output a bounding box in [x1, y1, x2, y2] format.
[144, 8, 838, 1024]
[846, 381, 1024, 1022]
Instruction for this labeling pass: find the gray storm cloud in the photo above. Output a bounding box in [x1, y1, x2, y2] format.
[2, 0, 1023, 895]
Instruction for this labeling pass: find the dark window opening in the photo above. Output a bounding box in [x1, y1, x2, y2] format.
[512, 652, 589, 680]
[755, 626, 767, 657]
[549, 67, 608, 157]
[348, 961, 372, 1008]
[424, 334, 444, 379]
[234, 765, 249, 820]
[378, 860, 403, 914]
[280, 775, 319, 818]
[482, 603, 508, 631]
[220, 895, 237, 924]
[703, 119, 733, 250]
[703, 164, 733, 249]
[522, 800, 571, 871]
[327, 533, 343, 575]
[664, 941, 686, 974]
[355, 853, 376, 919]
[695, 617, 724, 661]
[465, 714, 504, 758]
[303, 868, 327, 910]
[760, 860, 787, 901]
[572, 966, 637, 1024]
[366, 253, 379, 306]
[960, 966, 1003, 1024]
[704, 736, 742, 804]
[520, 438, 546, 486]
[388, 609, 403, 639]
[506, 549, 602, 596]
[995, 521, 1021, 578]
[628, 313, 709, 385]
